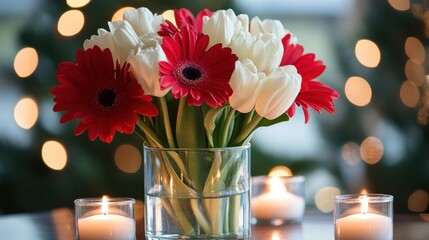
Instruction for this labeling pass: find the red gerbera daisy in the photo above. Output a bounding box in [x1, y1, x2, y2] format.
[158, 8, 213, 37]
[51, 46, 158, 143]
[280, 34, 340, 123]
[159, 25, 238, 107]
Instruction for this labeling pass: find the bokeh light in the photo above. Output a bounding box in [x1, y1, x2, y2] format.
[408, 189, 429, 212]
[400, 80, 420, 108]
[355, 39, 381, 68]
[360, 137, 384, 165]
[405, 59, 425, 86]
[405, 37, 425, 64]
[388, 0, 410, 11]
[341, 141, 361, 166]
[162, 9, 177, 27]
[114, 144, 142, 173]
[14, 47, 38, 78]
[268, 166, 292, 177]
[41, 141, 68, 171]
[57, 10, 85, 37]
[314, 187, 341, 213]
[112, 7, 135, 22]
[14, 97, 38, 129]
[345, 76, 372, 107]
[66, 0, 91, 8]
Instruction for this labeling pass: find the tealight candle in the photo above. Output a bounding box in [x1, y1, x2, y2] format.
[251, 176, 305, 225]
[75, 196, 136, 240]
[334, 194, 393, 240]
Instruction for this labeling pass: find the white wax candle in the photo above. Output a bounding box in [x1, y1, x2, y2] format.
[252, 176, 305, 220]
[335, 213, 392, 240]
[335, 195, 392, 240]
[78, 214, 135, 240]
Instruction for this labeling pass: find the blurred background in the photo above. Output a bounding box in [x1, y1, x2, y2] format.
[0, 0, 428, 218]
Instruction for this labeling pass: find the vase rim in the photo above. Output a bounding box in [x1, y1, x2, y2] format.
[143, 143, 251, 151]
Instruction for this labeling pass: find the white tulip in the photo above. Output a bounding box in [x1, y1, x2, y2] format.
[202, 9, 249, 48]
[84, 28, 117, 57]
[123, 7, 164, 37]
[84, 21, 140, 65]
[108, 21, 140, 65]
[255, 65, 301, 120]
[229, 32, 283, 74]
[128, 42, 169, 97]
[229, 59, 266, 113]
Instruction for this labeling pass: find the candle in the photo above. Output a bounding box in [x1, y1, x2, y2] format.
[335, 195, 393, 240]
[251, 176, 305, 221]
[76, 196, 136, 240]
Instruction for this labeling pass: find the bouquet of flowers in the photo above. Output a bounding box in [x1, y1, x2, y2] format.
[51, 7, 338, 238]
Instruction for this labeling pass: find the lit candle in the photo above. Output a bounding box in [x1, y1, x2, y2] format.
[77, 196, 136, 240]
[335, 195, 393, 240]
[251, 176, 305, 221]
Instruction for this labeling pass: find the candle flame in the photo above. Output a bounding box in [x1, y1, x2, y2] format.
[359, 195, 369, 215]
[269, 176, 286, 193]
[101, 196, 108, 215]
[269, 166, 292, 177]
[360, 188, 368, 194]
[271, 231, 280, 240]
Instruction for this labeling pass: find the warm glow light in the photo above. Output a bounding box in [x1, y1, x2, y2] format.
[41, 141, 67, 170]
[355, 39, 381, 68]
[345, 76, 372, 107]
[405, 37, 425, 64]
[14, 97, 38, 129]
[271, 232, 280, 240]
[112, 7, 135, 22]
[405, 59, 425, 86]
[57, 10, 85, 37]
[360, 188, 368, 195]
[268, 166, 293, 177]
[341, 141, 361, 166]
[14, 47, 38, 78]
[420, 213, 429, 222]
[314, 187, 341, 213]
[417, 107, 429, 125]
[102, 196, 108, 214]
[51, 208, 74, 240]
[408, 190, 429, 212]
[269, 176, 286, 193]
[114, 144, 142, 173]
[359, 195, 369, 214]
[360, 137, 384, 165]
[66, 0, 91, 8]
[400, 80, 420, 108]
[162, 9, 177, 27]
[388, 0, 410, 11]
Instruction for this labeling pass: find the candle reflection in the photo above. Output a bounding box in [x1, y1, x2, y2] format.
[252, 224, 302, 240]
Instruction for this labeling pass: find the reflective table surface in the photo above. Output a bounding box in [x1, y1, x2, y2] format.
[0, 208, 428, 240]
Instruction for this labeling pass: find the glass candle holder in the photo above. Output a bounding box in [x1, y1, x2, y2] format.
[334, 194, 393, 240]
[74, 196, 136, 240]
[251, 175, 305, 225]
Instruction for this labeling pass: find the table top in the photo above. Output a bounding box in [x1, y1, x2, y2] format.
[0, 208, 428, 240]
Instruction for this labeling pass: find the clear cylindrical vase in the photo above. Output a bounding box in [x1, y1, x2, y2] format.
[144, 145, 251, 239]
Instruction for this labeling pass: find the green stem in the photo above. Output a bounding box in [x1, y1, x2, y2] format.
[159, 97, 176, 148]
[137, 119, 163, 148]
[175, 97, 187, 146]
[220, 108, 235, 147]
[231, 114, 263, 146]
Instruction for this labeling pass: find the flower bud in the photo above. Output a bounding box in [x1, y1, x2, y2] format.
[255, 65, 301, 120]
[229, 60, 266, 113]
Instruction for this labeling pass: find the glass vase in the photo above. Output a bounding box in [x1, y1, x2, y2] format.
[144, 145, 251, 239]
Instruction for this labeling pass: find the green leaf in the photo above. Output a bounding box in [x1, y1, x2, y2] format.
[176, 104, 206, 148]
[257, 113, 290, 128]
[204, 106, 227, 148]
